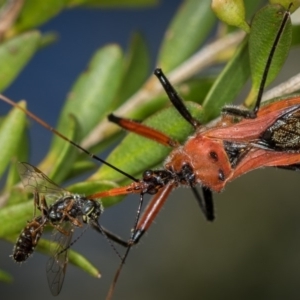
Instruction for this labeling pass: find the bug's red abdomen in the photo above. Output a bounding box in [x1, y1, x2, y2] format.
[231, 148, 300, 181]
[207, 97, 300, 143]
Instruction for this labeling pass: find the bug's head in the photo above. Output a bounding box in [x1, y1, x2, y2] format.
[165, 135, 232, 192]
[81, 199, 102, 224]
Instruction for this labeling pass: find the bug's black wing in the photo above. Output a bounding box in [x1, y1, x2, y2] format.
[258, 106, 300, 151]
[46, 222, 74, 296]
[17, 162, 67, 196]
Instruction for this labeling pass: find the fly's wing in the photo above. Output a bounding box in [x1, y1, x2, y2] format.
[17, 162, 67, 197]
[46, 222, 73, 296]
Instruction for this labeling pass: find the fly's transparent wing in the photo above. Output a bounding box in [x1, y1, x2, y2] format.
[17, 162, 67, 196]
[46, 222, 73, 296]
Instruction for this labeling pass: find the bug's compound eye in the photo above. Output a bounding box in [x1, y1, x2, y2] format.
[143, 170, 153, 179]
[147, 185, 159, 195]
[82, 200, 94, 215]
[180, 163, 196, 184]
[218, 169, 225, 181]
[209, 151, 218, 162]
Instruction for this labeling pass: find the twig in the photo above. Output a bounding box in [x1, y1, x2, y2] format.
[262, 72, 300, 101]
[0, 0, 24, 40]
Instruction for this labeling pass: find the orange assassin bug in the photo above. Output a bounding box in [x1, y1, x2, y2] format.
[77, 3, 300, 298]
[0, 5, 294, 239]
[91, 4, 294, 244]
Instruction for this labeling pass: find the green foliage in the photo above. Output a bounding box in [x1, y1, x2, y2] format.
[0, 102, 27, 177]
[0, 0, 299, 286]
[0, 32, 41, 91]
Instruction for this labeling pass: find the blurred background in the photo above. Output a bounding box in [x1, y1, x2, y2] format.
[1, 1, 300, 299]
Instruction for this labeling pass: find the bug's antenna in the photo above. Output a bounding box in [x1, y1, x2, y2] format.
[54, 220, 127, 261]
[56, 226, 88, 256]
[105, 192, 145, 300]
[0, 94, 138, 182]
[252, 4, 292, 116]
[105, 244, 132, 300]
[91, 220, 126, 261]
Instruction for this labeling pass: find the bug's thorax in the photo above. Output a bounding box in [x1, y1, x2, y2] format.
[165, 134, 232, 192]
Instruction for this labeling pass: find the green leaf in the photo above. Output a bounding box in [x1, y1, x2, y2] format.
[0, 31, 41, 91]
[93, 102, 203, 182]
[291, 24, 300, 46]
[269, 0, 300, 12]
[77, 130, 124, 168]
[9, 0, 68, 34]
[0, 201, 33, 237]
[67, 0, 158, 7]
[0, 269, 13, 283]
[0, 102, 27, 177]
[4, 183, 29, 207]
[243, 0, 265, 19]
[51, 45, 123, 153]
[67, 248, 100, 278]
[4, 129, 29, 191]
[246, 4, 292, 107]
[115, 76, 214, 126]
[179, 77, 215, 104]
[112, 32, 150, 109]
[157, 0, 217, 72]
[211, 0, 250, 32]
[202, 38, 250, 122]
[39, 114, 81, 184]
[65, 160, 97, 181]
[38, 31, 59, 49]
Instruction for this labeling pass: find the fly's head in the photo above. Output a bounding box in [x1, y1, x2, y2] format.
[81, 198, 102, 224]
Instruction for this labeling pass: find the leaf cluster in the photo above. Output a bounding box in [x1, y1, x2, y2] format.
[0, 0, 299, 284]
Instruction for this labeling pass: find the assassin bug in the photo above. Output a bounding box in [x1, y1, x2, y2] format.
[93, 3, 293, 245]
[12, 162, 128, 296]
[80, 4, 300, 299]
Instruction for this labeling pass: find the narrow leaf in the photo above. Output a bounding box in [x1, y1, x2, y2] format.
[9, 0, 68, 34]
[179, 77, 215, 104]
[243, 0, 265, 20]
[246, 4, 292, 107]
[0, 269, 13, 283]
[0, 102, 27, 177]
[4, 128, 29, 191]
[0, 201, 33, 237]
[291, 24, 300, 46]
[202, 38, 250, 122]
[157, 0, 216, 72]
[0, 31, 40, 91]
[50, 45, 123, 155]
[39, 114, 81, 184]
[112, 32, 150, 109]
